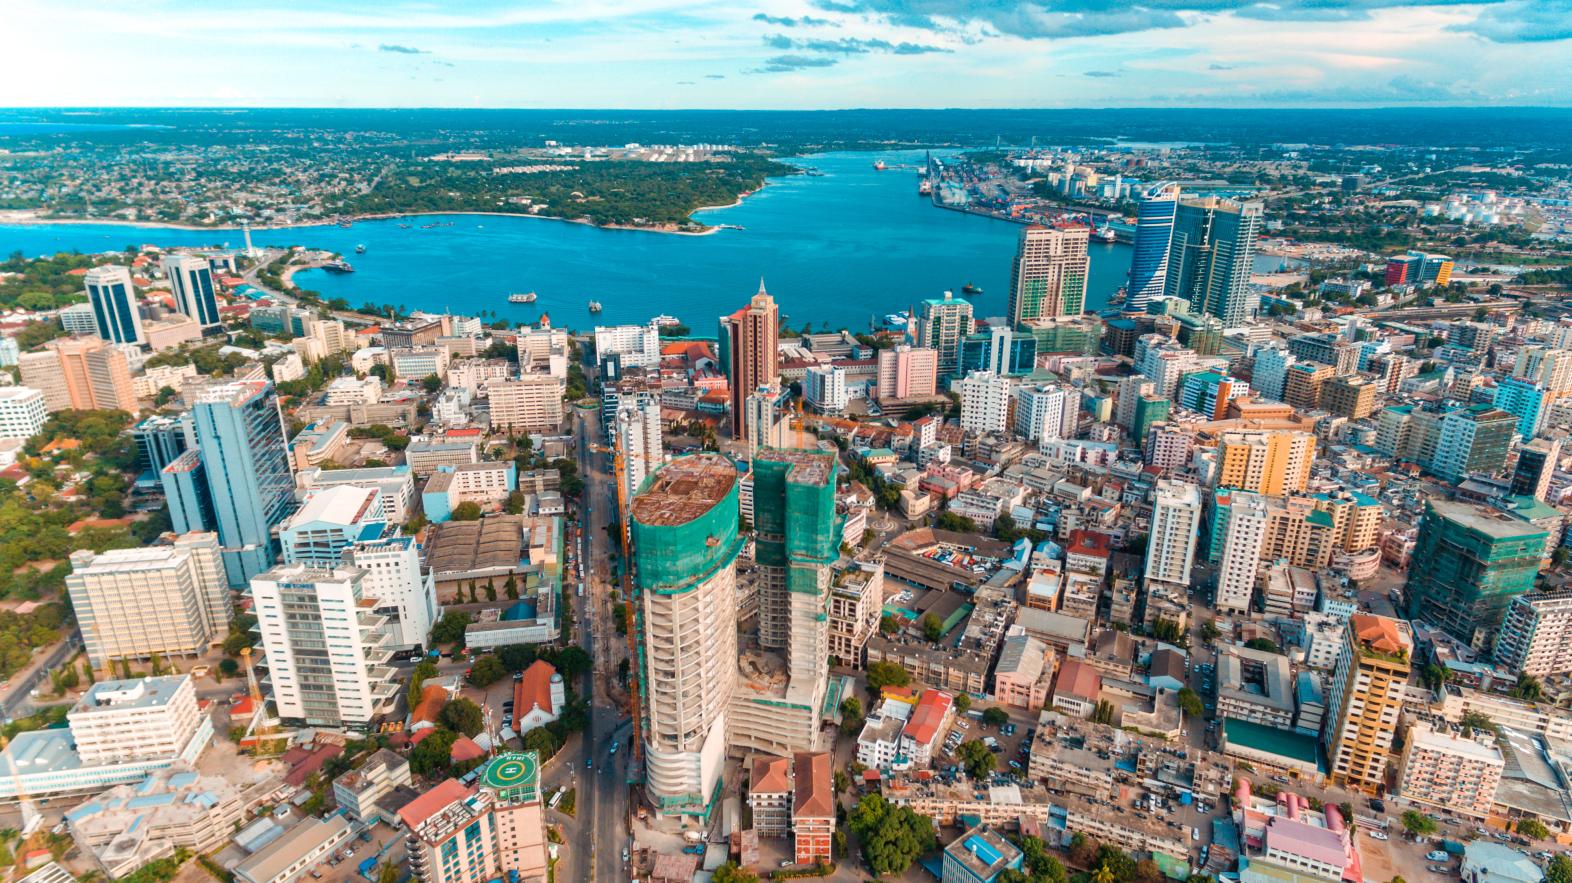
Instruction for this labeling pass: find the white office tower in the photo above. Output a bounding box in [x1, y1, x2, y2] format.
[958, 371, 1012, 434]
[1252, 345, 1295, 403]
[1133, 334, 1198, 401]
[160, 254, 222, 332]
[631, 455, 742, 819]
[345, 536, 439, 651]
[593, 321, 663, 369]
[1494, 590, 1572, 678]
[1146, 480, 1202, 588]
[615, 393, 665, 497]
[1215, 492, 1269, 615]
[67, 533, 231, 669]
[804, 364, 849, 414]
[1013, 384, 1076, 446]
[249, 564, 399, 728]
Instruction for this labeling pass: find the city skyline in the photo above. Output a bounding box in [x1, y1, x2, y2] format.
[3, 0, 1571, 108]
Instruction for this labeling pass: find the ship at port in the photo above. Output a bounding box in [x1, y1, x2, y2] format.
[508, 292, 537, 304]
[587, 300, 603, 313]
[354, 243, 366, 254]
[323, 260, 354, 273]
[873, 160, 887, 171]
[918, 179, 932, 196]
[1096, 226, 1117, 243]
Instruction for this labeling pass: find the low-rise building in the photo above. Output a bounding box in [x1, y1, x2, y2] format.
[942, 825, 1023, 883]
[234, 815, 354, 883]
[793, 752, 834, 865]
[332, 748, 413, 825]
[1396, 722, 1503, 819]
[748, 755, 792, 837]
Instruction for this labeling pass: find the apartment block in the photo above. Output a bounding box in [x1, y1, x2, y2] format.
[1323, 615, 1411, 793]
[1396, 722, 1503, 819]
[489, 375, 566, 433]
[67, 533, 230, 668]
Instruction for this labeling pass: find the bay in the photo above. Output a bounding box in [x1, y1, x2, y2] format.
[0, 150, 1134, 332]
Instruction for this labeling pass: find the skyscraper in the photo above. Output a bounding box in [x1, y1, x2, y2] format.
[18, 336, 137, 413]
[1323, 614, 1411, 794]
[1406, 500, 1547, 647]
[1164, 197, 1263, 327]
[249, 563, 398, 728]
[733, 448, 839, 758]
[1007, 225, 1091, 326]
[615, 392, 664, 497]
[161, 254, 222, 333]
[917, 291, 974, 380]
[84, 265, 145, 346]
[67, 533, 229, 669]
[720, 283, 779, 439]
[1146, 479, 1201, 588]
[631, 454, 743, 819]
[957, 371, 1012, 435]
[1125, 182, 1181, 313]
[190, 380, 296, 586]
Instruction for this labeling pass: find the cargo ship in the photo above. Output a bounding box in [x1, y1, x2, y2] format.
[508, 292, 537, 304]
[323, 260, 354, 273]
[918, 179, 932, 196]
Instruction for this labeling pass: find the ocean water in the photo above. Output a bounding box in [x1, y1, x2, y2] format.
[0, 150, 1137, 332]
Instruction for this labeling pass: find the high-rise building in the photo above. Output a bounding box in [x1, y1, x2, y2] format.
[1178, 372, 1249, 421]
[1215, 429, 1316, 496]
[400, 755, 550, 883]
[1514, 345, 1572, 393]
[631, 455, 744, 819]
[958, 371, 1012, 435]
[593, 321, 662, 369]
[1132, 334, 1198, 401]
[279, 485, 388, 566]
[720, 284, 780, 439]
[0, 387, 47, 442]
[344, 535, 438, 651]
[1494, 376, 1549, 439]
[250, 563, 398, 728]
[803, 364, 848, 414]
[1323, 614, 1411, 793]
[917, 292, 974, 380]
[84, 265, 145, 346]
[161, 254, 222, 332]
[1319, 376, 1376, 420]
[959, 322, 1038, 377]
[1395, 722, 1503, 819]
[1164, 197, 1263, 327]
[1013, 384, 1076, 446]
[615, 393, 665, 497]
[1007, 224, 1091, 326]
[1406, 499, 1547, 647]
[18, 336, 137, 413]
[190, 380, 296, 586]
[1214, 492, 1269, 614]
[1251, 345, 1295, 403]
[1494, 589, 1572, 678]
[1114, 375, 1155, 431]
[1125, 183, 1181, 313]
[1511, 437, 1561, 501]
[488, 375, 565, 433]
[733, 449, 839, 759]
[1282, 362, 1332, 412]
[1132, 394, 1170, 445]
[1146, 479, 1201, 588]
[876, 344, 939, 402]
[744, 384, 790, 457]
[67, 533, 229, 669]
[1432, 405, 1516, 484]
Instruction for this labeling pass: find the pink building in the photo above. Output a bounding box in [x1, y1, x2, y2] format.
[1233, 779, 1363, 883]
[993, 634, 1055, 711]
[877, 345, 939, 401]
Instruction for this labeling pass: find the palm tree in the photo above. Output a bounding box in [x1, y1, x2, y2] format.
[1091, 865, 1116, 883]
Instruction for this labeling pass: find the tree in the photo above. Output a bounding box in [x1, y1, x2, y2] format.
[1400, 810, 1437, 838]
[431, 611, 472, 645]
[440, 698, 485, 737]
[1512, 673, 1544, 702]
[920, 612, 944, 642]
[1545, 854, 1572, 883]
[1091, 700, 1116, 725]
[954, 693, 972, 715]
[958, 739, 996, 779]
[1244, 637, 1279, 654]
[1460, 710, 1497, 736]
[451, 502, 483, 521]
[409, 728, 458, 776]
[1516, 817, 1550, 841]
[521, 727, 559, 759]
[711, 864, 759, 883]
[468, 655, 507, 687]
[1177, 688, 1204, 718]
[865, 660, 910, 692]
[848, 794, 936, 878]
[981, 706, 1009, 728]
[935, 511, 978, 533]
[841, 695, 864, 731]
[1017, 835, 1067, 883]
[1200, 620, 1221, 642]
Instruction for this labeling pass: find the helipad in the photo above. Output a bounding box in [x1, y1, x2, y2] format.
[480, 751, 540, 802]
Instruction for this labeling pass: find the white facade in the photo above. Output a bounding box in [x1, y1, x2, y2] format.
[249, 564, 399, 727]
[490, 375, 566, 433]
[346, 536, 439, 650]
[67, 533, 230, 668]
[390, 347, 451, 381]
[1216, 493, 1269, 614]
[594, 322, 662, 369]
[0, 387, 47, 441]
[615, 394, 664, 497]
[68, 675, 206, 765]
[958, 371, 1012, 435]
[805, 364, 849, 414]
[1146, 479, 1201, 587]
[1252, 345, 1295, 403]
[161, 254, 222, 331]
[1013, 384, 1075, 446]
[1495, 590, 1572, 677]
[447, 358, 514, 395]
[296, 465, 416, 524]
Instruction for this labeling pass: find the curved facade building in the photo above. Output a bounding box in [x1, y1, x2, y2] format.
[1125, 182, 1180, 313]
[630, 454, 743, 819]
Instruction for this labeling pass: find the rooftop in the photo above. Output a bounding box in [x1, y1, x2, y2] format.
[287, 485, 383, 531]
[793, 752, 834, 820]
[1430, 499, 1550, 540]
[630, 454, 737, 527]
[425, 515, 527, 574]
[944, 825, 1021, 880]
[76, 676, 190, 713]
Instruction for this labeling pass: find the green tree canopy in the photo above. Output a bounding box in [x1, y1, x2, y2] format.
[439, 698, 485, 737]
[848, 794, 936, 878]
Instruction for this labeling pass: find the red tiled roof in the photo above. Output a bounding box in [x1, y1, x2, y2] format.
[1054, 658, 1102, 700]
[751, 755, 792, 795]
[792, 752, 833, 821]
[283, 743, 343, 787]
[515, 659, 557, 716]
[411, 684, 448, 725]
[397, 778, 473, 830]
[449, 736, 485, 763]
[1066, 529, 1112, 559]
[902, 690, 953, 747]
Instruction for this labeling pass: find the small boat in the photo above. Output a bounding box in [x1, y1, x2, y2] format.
[508, 292, 538, 304]
[397, 223, 412, 229]
[1097, 227, 1117, 243]
[588, 301, 603, 313]
[323, 260, 355, 273]
[355, 244, 367, 254]
[918, 180, 932, 196]
[873, 160, 887, 171]
[962, 282, 982, 295]
[652, 315, 682, 327]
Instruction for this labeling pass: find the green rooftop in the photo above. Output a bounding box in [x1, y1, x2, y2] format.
[1223, 718, 1320, 767]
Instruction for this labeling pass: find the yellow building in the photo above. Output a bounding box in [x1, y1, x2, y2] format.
[1216, 429, 1316, 496]
[1323, 614, 1412, 794]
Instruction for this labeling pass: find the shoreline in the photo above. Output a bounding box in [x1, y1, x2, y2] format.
[0, 180, 775, 239]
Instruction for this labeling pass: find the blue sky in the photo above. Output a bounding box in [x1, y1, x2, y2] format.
[5, 0, 1571, 107]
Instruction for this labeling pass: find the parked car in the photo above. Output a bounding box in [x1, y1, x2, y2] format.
[1367, 831, 1389, 841]
[1427, 851, 1450, 862]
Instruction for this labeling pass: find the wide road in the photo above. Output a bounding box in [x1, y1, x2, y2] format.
[0, 634, 81, 723]
[572, 405, 633, 883]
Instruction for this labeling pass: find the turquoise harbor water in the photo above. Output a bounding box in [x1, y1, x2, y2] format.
[0, 150, 1133, 331]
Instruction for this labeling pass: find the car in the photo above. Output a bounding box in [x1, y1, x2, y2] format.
[1192, 828, 1200, 841]
[955, 720, 969, 730]
[1428, 867, 1452, 875]
[1367, 831, 1388, 841]
[1427, 851, 1449, 862]
[622, 848, 630, 863]
[586, 758, 593, 769]
[610, 741, 619, 755]
[1369, 798, 1386, 813]
[780, 860, 794, 868]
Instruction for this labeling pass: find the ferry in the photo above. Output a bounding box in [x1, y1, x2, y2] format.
[355, 244, 367, 254]
[323, 260, 355, 274]
[588, 301, 603, 313]
[508, 292, 538, 304]
[918, 179, 932, 196]
[1097, 226, 1118, 243]
[873, 160, 887, 171]
[961, 282, 982, 295]
[884, 311, 910, 329]
[651, 315, 683, 327]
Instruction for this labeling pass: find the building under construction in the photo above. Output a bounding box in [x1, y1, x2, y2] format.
[630, 453, 744, 821]
[731, 448, 843, 759]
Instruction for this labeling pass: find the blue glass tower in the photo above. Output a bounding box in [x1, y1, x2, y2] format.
[1125, 182, 1180, 313]
[190, 380, 296, 586]
[162, 254, 222, 332]
[84, 265, 145, 345]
